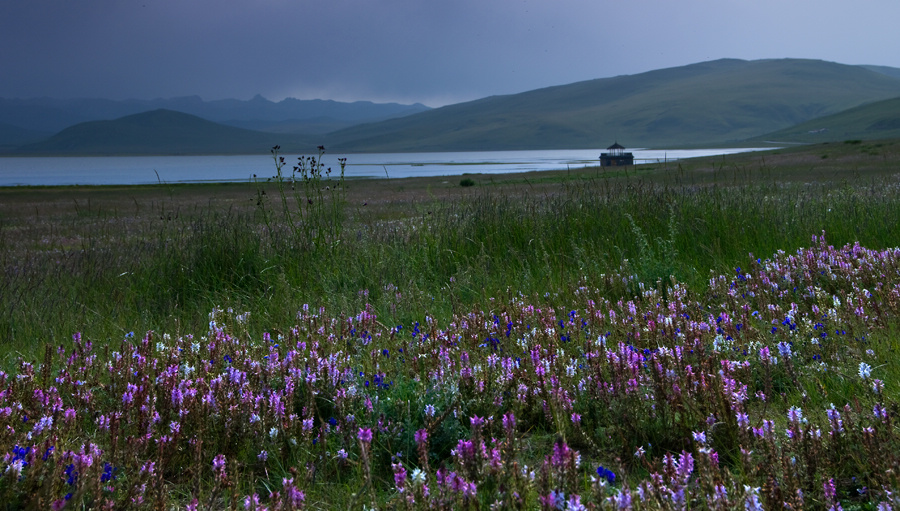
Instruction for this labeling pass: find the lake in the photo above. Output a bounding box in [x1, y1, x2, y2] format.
[0, 148, 774, 187]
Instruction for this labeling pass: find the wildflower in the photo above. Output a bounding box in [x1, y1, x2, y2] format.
[744, 485, 763, 511]
[545, 490, 566, 510]
[502, 412, 516, 432]
[713, 484, 727, 503]
[6, 459, 25, 477]
[777, 341, 792, 358]
[566, 494, 587, 511]
[736, 412, 750, 429]
[212, 455, 226, 480]
[824, 478, 838, 503]
[243, 494, 261, 510]
[31, 415, 53, 435]
[787, 406, 805, 424]
[607, 489, 631, 509]
[101, 462, 116, 483]
[393, 463, 408, 489]
[358, 427, 373, 444]
[257, 451, 267, 461]
[571, 413, 581, 425]
[859, 362, 872, 380]
[411, 468, 426, 484]
[424, 404, 436, 417]
[692, 431, 707, 444]
[414, 429, 428, 445]
[597, 465, 616, 484]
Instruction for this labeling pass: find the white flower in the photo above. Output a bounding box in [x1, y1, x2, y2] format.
[859, 362, 873, 380]
[411, 468, 426, 484]
[5, 459, 24, 477]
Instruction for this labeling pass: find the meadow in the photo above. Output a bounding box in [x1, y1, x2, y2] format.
[1, 139, 900, 509]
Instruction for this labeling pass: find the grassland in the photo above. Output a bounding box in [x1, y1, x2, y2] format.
[3, 140, 899, 354]
[2, 140, 900, 509]
[750, 97, 900, 144]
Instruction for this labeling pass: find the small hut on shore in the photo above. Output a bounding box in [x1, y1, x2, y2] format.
[599, 142, 634, 167]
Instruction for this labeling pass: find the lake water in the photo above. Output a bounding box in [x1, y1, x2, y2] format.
[0, 148, 773, 187]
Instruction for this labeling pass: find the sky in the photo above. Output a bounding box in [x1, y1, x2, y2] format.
[2, 0, 900, 107]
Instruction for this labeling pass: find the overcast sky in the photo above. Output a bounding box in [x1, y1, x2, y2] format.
[2, 0, 899, 107]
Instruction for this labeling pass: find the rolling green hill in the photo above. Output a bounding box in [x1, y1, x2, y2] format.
[750, 96, 900, 143]
[10, 59, 900, 155]
[324, 59, 900, 151]
[16, 109, 318, 155]
[862, 65, 900, 80]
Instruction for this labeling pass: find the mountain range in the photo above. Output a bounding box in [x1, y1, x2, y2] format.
[4, 58, 900, 155]
[0, 95, 429, 147]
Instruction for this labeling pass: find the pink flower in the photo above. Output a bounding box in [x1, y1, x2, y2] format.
[502, 412, 516, 432]
[212, 455, 226, 480]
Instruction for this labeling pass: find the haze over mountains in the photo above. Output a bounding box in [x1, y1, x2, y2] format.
[0, 96, 430, 151]
[4, 58, 900, 155]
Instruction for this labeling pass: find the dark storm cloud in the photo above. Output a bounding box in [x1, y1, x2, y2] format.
[2, 0, 899, 106]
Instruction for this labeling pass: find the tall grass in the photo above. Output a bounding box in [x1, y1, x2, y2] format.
[2, 156, 900, 360]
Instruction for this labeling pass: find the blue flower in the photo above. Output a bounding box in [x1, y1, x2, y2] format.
[64, 463, 78, 485]
[597, 465, 616, 484]
[101, 462, 117, 483]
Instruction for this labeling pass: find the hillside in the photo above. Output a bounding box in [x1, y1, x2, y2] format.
[16, 109, 318, 155]
[750, 96, 900, 144]
[862, 65, 900, 80]
[323, 59, 900, 151]
[8, 59, 900, 155]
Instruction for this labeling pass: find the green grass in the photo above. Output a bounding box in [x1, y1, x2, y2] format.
[1, 141, 900, 363]
[751, 95, 900, 144]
